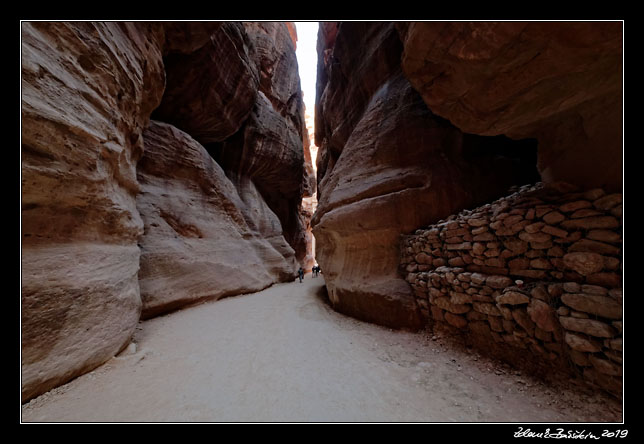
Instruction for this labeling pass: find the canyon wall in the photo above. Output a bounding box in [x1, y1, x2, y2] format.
[312, 22, 540, 329]
[207, 22, 313, 266]
[299, 124, 317, 271]
[21, 22, 166, 403]
[312, 21, 622, 395]
[22, 22, 311, 402]
[401, 183, 622, 396]
[139, 22, 311, 318]
[136, 121, 297, 319]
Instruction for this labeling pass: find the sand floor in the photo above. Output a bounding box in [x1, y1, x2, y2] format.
[21, 274, 622, 423]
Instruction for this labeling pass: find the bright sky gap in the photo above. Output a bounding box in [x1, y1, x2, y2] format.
[294, 22, 319, 118]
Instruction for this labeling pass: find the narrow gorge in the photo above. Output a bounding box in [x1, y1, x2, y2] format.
[21, 20, 623, 421]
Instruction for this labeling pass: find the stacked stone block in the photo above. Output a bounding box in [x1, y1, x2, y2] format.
[400, 183, 622, 396]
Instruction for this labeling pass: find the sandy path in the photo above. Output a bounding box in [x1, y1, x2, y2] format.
[22, 275, 621, 423]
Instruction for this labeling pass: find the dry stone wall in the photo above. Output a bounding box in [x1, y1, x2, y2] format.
[400, 183, 622, 396]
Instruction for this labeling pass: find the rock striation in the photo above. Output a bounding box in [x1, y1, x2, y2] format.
[401, 182, 622, 396]
[22, 21, 311, 402]
[153, 22, 259, 144]
[136, 121, 297, 319]
[21, 21, 166, 403]
[312, 22, 539, 329]
[212, 22, 313, 265]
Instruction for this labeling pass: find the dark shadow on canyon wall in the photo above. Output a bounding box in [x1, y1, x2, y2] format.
[462, 135, 540, 188]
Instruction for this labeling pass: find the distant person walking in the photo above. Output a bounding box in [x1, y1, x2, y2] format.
[298, 267, 304, 283]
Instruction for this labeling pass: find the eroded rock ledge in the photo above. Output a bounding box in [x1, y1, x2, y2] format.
[400, 183, 622, 396]
[396, 22, 623, 191]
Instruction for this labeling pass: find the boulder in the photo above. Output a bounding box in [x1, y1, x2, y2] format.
[527, 299, 558, 332]
[561, 293, 622, 320]
[563, 252, 605, 276]
[564, 333, 603, 352]
[559, 316, 616, 338]
[485, 275, 513, 289]
[495, 291, 530, 305]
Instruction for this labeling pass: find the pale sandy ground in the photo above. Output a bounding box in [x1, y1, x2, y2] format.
[22, 274, 622, 423]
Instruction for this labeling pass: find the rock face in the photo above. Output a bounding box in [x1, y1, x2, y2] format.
[299, 195, 317, 271]
[152, 22, 259, 143]
[298, 126, 318, 271]
[136, 121, 297, 318]
[22, 22, 311, 402]
[21, 22, 166, 402]
[396, 22, 623, 191]
[212, 22, 313, 265]
[312, 22, 540, 329]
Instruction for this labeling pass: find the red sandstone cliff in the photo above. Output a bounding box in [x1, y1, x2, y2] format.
[21, 22, 166, 403]
[139, 22, 312, 317]
[213, 22, 313, 268]
[136, 121, 298, 319]
[153, 22, 258, 144]
[21, 21, 311, 402]
[312, 22, 543, 329]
